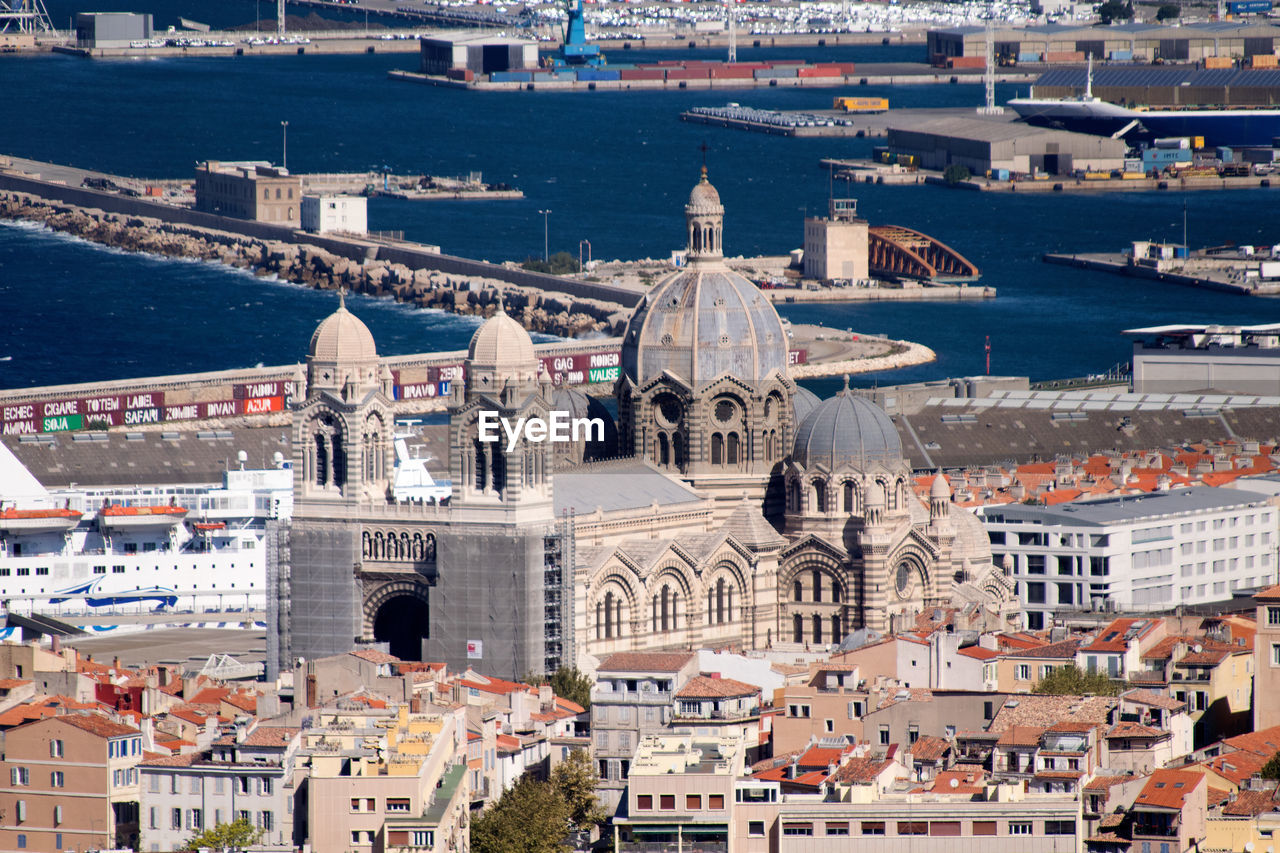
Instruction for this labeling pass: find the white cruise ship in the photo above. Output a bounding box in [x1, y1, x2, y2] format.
[0, 440, 293, 618]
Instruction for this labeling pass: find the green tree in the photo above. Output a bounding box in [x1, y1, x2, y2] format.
[1032, 664, 1123, 696]
[943, 164, 972, 185]
[1262, 751, 1280, 780]
[181, 818, 264, 852]
[471, 773, 572, 853]
[1156, 3, 1180, 19]
[1096, 0, 1133, 23]
[527, 666, 593, 710]
[521, 251, 581, 275]
[551, 748, 608, 831]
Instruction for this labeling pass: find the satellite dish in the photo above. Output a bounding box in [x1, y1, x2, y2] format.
[949, 778, 959, 789]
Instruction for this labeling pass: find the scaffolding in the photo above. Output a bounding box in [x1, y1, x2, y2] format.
[543, 510, 576, 674]
[0, 0, 55, 35]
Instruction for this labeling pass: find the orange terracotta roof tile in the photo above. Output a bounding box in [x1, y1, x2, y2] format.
[350, 649, 400, 664]
[957, 646, 999, 661]
[1222, 725, 1280, 758]
[598, 652, 695, 673]
[54, 714, 140, 738]
[1223, 787, 1280, 816]
[797, 746, 849, 769]
[1121, 689, 1186, 711]
[1135, 769, 1203, 811]
[997, 725, 1044, 747]
[675, 675, 758, 700]
[1085, 774, 1136, 792]
[909, 735, 951, 763]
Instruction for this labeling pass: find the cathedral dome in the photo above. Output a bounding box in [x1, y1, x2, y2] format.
[551, 387, 619, 460]
[930, 472, 951, 500]
[309, 295, 378, 364]
[467, 306, 538, 385]
[621, 269, 788, 387]
[793, 386, 822, 425]
[792, 389, 903, 471]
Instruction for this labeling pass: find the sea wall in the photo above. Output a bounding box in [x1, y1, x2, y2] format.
[0, 189, 634, 339]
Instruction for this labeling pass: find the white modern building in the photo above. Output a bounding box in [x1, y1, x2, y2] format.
[982, 486, 1277, 628]
[301, 195, 367, 235]
[1126, 323, 1280, 396]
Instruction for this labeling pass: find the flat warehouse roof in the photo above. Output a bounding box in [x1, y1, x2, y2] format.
[986, 486, 1267, 527]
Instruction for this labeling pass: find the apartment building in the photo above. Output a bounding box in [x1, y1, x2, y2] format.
[194, 161, 302, 225]
[983, 487, 1277, 628]
[139, 723, 302, 851]
[1255, 585, 1280, 731]
[0, 714, 143, 851]
[590, 652, 698, 810]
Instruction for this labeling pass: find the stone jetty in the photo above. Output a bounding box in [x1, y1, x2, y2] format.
[0, 192, 630, 339]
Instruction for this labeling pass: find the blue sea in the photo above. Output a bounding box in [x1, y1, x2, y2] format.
[2, 37, 1277, 392]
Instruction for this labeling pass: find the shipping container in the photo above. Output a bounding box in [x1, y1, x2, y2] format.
[797, 66, 842, 78]
[1261, 260, 1280, 278]
[948, 56, 985, 68]
[754, 66, 798, 78]
[1227, 0, 1271, 12]
[489, 70, 531, 83]
[709, 65, 755, 78]
[1019, 51, 1042, 62]
[1044, 51, 1085, 63]
[833, 96, 889, 112]
[1204, 56, 1233, 69]
[665, 67, 709, 80]
[577, 69, 620, 81]
[619, 67, 665, 80]
[1247, 53, 1279, 67]
[1109, 49, 1132, 61]
[1154, 137, 1191, 150]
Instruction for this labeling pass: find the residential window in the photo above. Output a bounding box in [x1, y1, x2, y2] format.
[171, 775, 181, 794]
[190, 809, 203, 830]
[191, 777, 201, 795]
[708, 794, 724, 810]
[636, 795, 653, 810]
[973, 821, 997, 836]
[9, 767, 28, 786]
[1016, 664, 1030, 681]
[259, 811, 273, 831]
[50, 771, 63, 788]
[387, 798, 411, 813]
[412, 830, 434, 846]
[748, 821, 765, 837]
[898, 822, 928, 835]
[686, 795, 702, 810]
[239, 777, 251, 794]
[879, 725, 890, 745]
[1269, 607, 1280, 627]
[150, 807, 158, 830]
[826, 822, 850, 836]
[930, 821, 962, 837]
[1046, 820, 1076, 835]
[1026, 582, 1046, 604]
[53, 805, 61, 825]
[659, 795, 675, 810]
[1010, 822, 1033, 835]
[1271, 643, 1280, 667]
[171, 808, 182, 830]
[49, 740, 63, 758]
[15, 835, 23, 850]
[260, 777, 272, 795]
[15, 800, 24, 822]
[782, 823, 814, 836]
[861, 821, 886, 835]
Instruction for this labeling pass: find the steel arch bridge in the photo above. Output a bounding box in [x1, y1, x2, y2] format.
[868, 225, 981, 283]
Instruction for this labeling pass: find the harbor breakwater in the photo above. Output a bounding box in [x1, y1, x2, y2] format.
[0, 191, 633, 339]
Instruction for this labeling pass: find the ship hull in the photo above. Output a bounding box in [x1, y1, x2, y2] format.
[1009, 98, 1280, 149]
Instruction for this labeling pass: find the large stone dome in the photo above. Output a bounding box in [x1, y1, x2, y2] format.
[621, 268, 788, 387]
[792, 389, 904, 471]
[309, 295, 378, 364]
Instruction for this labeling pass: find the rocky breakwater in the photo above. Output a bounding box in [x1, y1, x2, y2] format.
[0, 192, 631, 339]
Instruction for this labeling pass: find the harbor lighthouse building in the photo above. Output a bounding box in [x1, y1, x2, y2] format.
[269, 170, 1013, 680]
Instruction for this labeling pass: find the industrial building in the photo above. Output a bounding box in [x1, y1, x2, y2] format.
[1127, 323, 1280, 395]
[194, 161, 301, 226]
[982, 486, 1277, 629]
[885, 118, 1127, 176]
[927, 21, 1280, 65]
[802, 198, 868, 283]
[73, 12, 152, 48]
[301, 194, 367, 235]
[418, 31, 538, 77]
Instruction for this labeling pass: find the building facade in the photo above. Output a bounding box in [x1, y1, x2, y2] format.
[194, 161, 302, 225]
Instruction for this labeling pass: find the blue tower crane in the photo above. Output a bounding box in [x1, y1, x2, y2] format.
[551, 0, 604, 68]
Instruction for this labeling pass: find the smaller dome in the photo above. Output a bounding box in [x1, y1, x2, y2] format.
[551, 387, 619, 461]
[309, 294, 377, 364]
[468, 306, 536, 372]
[793, 386, 822, 425]
[930, 472, 951, 500]
[792, 390, 903, 472]
[686, 166, 723, 216]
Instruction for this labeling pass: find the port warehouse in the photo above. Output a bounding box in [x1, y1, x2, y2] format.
[416, 32, 855, 83]
[927, 21, 1280, 64]
[885, 118, 1128, 175]
[1030, 65, 1280, 106]
[74, 12, 153, 48]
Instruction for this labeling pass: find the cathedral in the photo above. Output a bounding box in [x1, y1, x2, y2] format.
[268, 168, 1013, 681]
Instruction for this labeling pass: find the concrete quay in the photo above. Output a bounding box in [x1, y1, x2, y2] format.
[1043, 252, 1280, 296]
[767, 283, 994, 302]
[50, 31, 426, 59]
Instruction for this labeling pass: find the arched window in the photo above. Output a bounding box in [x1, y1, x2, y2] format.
[727, 585, 734, 622]
[831, 614, 842, 645]
[789, 479, 801, 512]
[763, 430, 773, 463]
[660, 586, 671, 633]
[315, 433, 328, 487]
[814, 480, 827, 513]
[715, 578, 726, 624]
[615, 596, 624, 638]
[673, 433, 684, 468]
[595, 602, 602, 640]
[727, 433, 740, 465]
[793, 614, 803, 644]
[473, 439, 487, 491]
[711, 433, 723, 466]
[793, 580, 803, 602]
[604, 592, 615, 639]
[657, 433, 670, 466]
[812, 614, 824, 644]
[832, 584, 842, 604]
[491, 449, 505, 497]
[812, 569, 823, 603]
[843, 482, 855, 513]
[331, 435, 345, 489]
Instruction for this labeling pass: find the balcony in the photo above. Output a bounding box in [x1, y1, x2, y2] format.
[619, 843, 727, 853]
[1133, 819, 1179, 839]
[592, 691, 672, 705]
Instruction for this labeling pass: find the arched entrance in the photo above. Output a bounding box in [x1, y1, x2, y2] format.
[372, 595, 429, 661]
